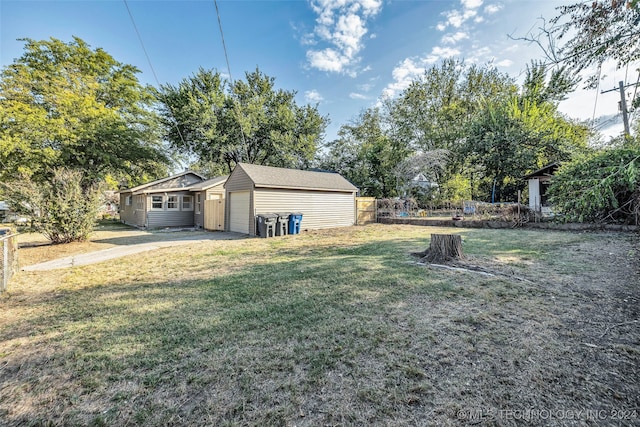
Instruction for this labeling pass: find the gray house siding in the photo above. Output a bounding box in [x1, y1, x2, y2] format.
[147, 210, 194, 229]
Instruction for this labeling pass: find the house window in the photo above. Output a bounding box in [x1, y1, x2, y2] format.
[125, 195, 132, 206]
[182, 195, 193, 211]
[167, 195, 179, 210]
[195, 194, 201, 214]
[151, 195, 163, 210]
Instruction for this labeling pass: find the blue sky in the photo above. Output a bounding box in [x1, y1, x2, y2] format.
[0, 0, 633, 143]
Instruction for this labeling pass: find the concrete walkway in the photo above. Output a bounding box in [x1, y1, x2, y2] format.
[23, 232, 245, 271]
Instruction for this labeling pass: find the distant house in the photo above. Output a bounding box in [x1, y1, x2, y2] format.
[0, 201, 28, 224]
[411, 173, 439, 190]
[118, 171, 228, 229]
[224, 163, 359, 235]
[0, 201, 9, 222]
[524, 163, 558, 216]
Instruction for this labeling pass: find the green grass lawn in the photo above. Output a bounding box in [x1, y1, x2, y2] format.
[1, 224, 638, 426]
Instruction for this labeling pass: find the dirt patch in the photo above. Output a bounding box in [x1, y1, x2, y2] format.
[408, 232, 640, 425]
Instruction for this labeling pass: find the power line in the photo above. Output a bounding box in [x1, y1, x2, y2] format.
[591, 64, 602, 124]
[213, 0, 247, 162]
[122, 0, 187, 147]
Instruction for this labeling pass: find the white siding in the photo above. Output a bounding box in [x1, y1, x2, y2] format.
[229, 191, 250, 234]
[254, 189, 355, 230]
[528, 178, 540, 211]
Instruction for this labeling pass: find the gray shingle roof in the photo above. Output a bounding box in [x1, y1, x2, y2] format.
[121, 170, 206, 193]
[238, 163, 358, 192]
[189, 175, 228, 190]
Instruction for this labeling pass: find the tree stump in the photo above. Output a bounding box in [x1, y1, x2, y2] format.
[420, 233, 463, 263]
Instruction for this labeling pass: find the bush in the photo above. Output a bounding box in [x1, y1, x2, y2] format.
[547, 143, 640, 224]
[1, 169, 102, 243]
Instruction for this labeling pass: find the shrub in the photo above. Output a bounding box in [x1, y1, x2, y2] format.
[1, 169, 102, 243]
[547, 143, 640, 224]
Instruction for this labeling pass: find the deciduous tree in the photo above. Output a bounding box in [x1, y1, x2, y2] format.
[0, 37, 170, 184]
[552, 0, 640, 88]
[156, 68, 327, 173]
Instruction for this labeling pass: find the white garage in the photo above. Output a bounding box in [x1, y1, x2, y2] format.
[224, 163, 358, 235]
[228, 191, 250, 234]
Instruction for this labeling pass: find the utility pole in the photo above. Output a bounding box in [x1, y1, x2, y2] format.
[618, 81, 630, 137]
[601, 80, 637, 137]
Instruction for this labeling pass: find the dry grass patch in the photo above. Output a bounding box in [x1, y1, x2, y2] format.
[1, 225, 638, 426]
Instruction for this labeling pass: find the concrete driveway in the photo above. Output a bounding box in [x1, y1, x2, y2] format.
[23, 232, 245, 271]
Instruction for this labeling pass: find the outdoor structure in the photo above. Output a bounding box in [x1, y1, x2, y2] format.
[224, 163, 359, 235]
[0, 202, 9, 223]
[411, 173, 439, 190]
[190, 176, 227, 231]
[524, 163, 558, 216]
[118, 171, 228, 230]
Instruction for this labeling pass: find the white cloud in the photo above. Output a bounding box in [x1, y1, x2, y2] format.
[381, 57, 426, 98]
[358, 82, 375, 91]
[436, 0, 490, 32]
[425, 46, 461, 64]
[305, 89, 325, 103]
[306, 0, 383, 74]
[349, 92, 369, 100]
[495, 59, 513, 67]
[307, 48, 350, 73]
[441, 31, 469, 45]
[503, 44, 520, 53]
[461, 0, 483, 9]
[381, 44, 467, 98]
[466, 46, 492, 63]
[484, 4, 502, 14]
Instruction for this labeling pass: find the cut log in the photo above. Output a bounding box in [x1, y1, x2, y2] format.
[420, 233, 463, 263]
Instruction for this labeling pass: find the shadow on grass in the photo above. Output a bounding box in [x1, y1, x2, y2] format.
[3, 228, 604, 426]
[1, 237, 482, 425]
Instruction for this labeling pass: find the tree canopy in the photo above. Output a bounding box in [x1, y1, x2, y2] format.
[552, 0, 640, 78]
[156, 68, 327, 173]
[463, 63, 590, 201]
[0, 37, 170, 185]
[322, 61, 591, 203]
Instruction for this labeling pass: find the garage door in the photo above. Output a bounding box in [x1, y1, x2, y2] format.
[229, 191, 250, 234]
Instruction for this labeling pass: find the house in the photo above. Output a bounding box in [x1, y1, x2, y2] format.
[118, 171, 228, 229]
[524, 163, 558, 216]
[0, 201, 9, 222]
[411, 173, 439, 190]
[224, 163, 359, 235]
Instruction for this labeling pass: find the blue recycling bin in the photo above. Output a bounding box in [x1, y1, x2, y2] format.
[288, 212, 303, 235]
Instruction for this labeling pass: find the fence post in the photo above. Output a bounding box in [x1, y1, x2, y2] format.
[1, 233, 18, 293]
[2, 238, 8, 292]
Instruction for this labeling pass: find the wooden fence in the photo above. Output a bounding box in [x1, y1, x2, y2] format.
[204, 198, 225, 231]
[356, 197, 377, 225]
